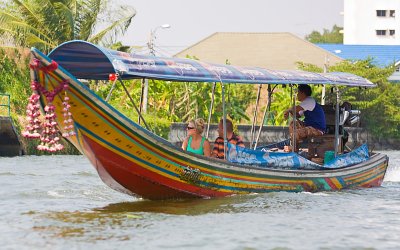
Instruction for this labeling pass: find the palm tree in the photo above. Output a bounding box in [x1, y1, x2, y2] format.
[0, 0, 136, 52]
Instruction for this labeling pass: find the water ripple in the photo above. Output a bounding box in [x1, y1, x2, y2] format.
[1, 153, 400, 249]
[0, 172, 15, 176]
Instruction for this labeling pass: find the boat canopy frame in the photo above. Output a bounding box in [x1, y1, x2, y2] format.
[48, 40, 376, 159]
[49, 40, 375, 87]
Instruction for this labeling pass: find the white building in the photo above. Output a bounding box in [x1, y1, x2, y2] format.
[344, 0, 400, 45]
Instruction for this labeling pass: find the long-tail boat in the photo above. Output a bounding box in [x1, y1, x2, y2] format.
[25, 40, 389, 200]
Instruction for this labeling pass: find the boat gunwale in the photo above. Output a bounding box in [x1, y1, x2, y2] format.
[31, 48, 389, 181]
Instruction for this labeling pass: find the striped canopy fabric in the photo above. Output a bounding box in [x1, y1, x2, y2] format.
[48, 40, 375, 87]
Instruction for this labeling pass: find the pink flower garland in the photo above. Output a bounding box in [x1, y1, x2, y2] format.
[22, 93, 41, 138]
[37, 102, 64, 152]
[22, 59, 75, 152]
[61, 83, 75, 138]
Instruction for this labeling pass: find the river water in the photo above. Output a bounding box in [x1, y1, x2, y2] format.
[1, 151, 399, 250]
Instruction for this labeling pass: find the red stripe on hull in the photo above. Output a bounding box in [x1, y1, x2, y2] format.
[324, 178, 339, 190]
[360, 174, 385, 188]
[68, 87, 391, 188]
[81, 134, 230, 199]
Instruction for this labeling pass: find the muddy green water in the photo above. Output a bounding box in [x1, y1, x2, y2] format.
[1, 152, 399, 250]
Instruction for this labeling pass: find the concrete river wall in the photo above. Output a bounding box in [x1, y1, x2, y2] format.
[169, 123, 400, 151]
[0, 117, 23, 156]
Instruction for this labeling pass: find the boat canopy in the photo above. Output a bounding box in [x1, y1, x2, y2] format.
[48, 40, 375, 87]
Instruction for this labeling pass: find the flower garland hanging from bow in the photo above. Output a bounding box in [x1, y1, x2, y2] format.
[22, 58, 75, 152]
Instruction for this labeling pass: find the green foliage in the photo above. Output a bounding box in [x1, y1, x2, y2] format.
[0, 48, 80, 155]
[0, 0, 136, 52]
[296, 62, 323, 73]
[270, 86, 292, 126]
[298, 58, 399, 139]
[329, 58, 393, 84]
[271, 58, 399, 140]
[110, 41, 131, 52]
[146, 80, 254, 124]
[90, 76, 255, 139]
[0, 48, 30, 115]
[305, 25, 343, 44]
[268, 85, 322, 126]
[225, 83, 253, 121]
[329, 59, 399, 139]
[144, 115, 172, 139]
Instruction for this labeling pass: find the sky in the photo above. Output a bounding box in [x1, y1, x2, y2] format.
[118, 0, 344, 56]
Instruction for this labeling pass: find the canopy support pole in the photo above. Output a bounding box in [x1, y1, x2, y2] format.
[254, 84, 273, 149]
[250, 84, 262, 149]
[105, 78, 118, 102]
[138, 78, 145, 125]
[221, 82, 227, 160]
[143, 79, 149, 114]
[118, 78, 150, 130]
[334, 86, 340, 157]
[321, 55, 329, 105]
[321, 85, 326, 105]
[206, 82, 216, 139]
[291, 85, 297, 153]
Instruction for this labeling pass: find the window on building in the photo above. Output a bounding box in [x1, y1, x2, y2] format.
[376, 30, 387, 36]
[390, 10, 395, 17]
[390, 30, 395, 36]
[377, 10, 387, 17]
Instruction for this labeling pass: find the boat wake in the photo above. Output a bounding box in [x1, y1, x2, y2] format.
[384, 167, 400, 182]
[47, 190, 64, 198]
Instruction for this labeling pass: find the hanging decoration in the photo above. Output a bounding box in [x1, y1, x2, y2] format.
[62, 88, 75, 138]
[22, 58, 75, 152]
[22, 93, 41, 139]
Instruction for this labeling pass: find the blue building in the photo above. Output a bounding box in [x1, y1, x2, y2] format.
[316, 44, 400, 82]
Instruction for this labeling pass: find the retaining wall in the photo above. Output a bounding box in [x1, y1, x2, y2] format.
[0, 117, 23, 156]
[168, 123, 400, 150]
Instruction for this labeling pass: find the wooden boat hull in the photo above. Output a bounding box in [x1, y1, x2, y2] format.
[31, 49, 389, 200]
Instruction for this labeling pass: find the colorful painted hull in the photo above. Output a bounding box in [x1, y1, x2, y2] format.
[31, 49, 389, 200]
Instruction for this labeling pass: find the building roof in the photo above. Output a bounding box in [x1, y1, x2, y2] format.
[316, 44, 400, 67]
[388, 71, 400, 82]
[174, 32, 343, 70]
